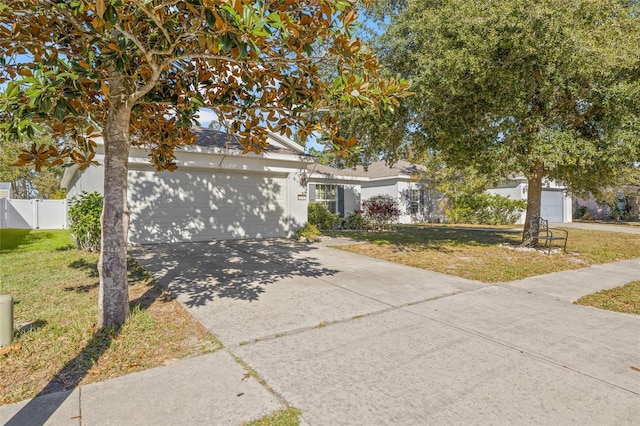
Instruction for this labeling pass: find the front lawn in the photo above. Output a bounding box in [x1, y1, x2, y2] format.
[334, 224, 640, 283]
[575, 281, 640, 315]
[0, 229, 220, 405]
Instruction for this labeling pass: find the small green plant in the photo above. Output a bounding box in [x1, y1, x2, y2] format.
[296, 223, 321, 242]
[345, 210, 367, 230]
[308, 202, 337, 230]
[68, 191, 103, 251]
[574, 205, 588, 219]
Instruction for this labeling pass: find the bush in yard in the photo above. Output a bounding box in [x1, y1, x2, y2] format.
[308, 202, 337, 230]
[362, 195, 400, 230]
[68, 191, 103, 251]
[295, 223, 322, 242]
[345, 210, 368, 230]
[444, 193, 525, 225]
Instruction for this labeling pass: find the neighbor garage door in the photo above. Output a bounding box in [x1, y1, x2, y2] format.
[127, 168, 288, 244]
[541, 189, 564, 223]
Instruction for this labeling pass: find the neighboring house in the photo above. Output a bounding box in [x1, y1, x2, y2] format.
[306, 164, 573, 225]
[306, 161, 445, 224]
[486, 177, 573, 224]
[61, 127, 311, 244]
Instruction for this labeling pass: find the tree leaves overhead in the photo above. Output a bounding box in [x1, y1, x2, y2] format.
[375, 0, 640, 194]
[0, 0, 411, 170]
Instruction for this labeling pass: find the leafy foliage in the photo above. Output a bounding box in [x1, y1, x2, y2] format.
[344, 210, 367, 230]
[362, 194, 400, 229]
[0, 0, 410, 326]
[295, 223, 322, 242]
[0, 0, 411, 169]
[0, 134, 65, 199]
[444, 193, 526, 225]
[367, 0, 640, 236]
[308, 202, 338, 230]
[68, 192, 103, 251]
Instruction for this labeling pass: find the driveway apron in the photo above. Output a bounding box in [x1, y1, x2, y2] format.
[132, 238, 640, 425]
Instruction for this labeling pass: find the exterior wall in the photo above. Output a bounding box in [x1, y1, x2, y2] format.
[361, 181, 398, 201]
[286, 171, 309, 233]
[65, 165, 104, 199]
[64, 148, 309, 242]
[486, 182, 527, 224]
[307, 179, 361, 217]
[0, 199, 68, 229]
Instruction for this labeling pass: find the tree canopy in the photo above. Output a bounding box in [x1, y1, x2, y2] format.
[0, 0, 410, 326]
[363, 0, 640, 237]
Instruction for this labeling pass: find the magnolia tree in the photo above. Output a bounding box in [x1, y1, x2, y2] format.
[0, 0, 410, 327]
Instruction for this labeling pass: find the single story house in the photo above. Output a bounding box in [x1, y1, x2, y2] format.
[307, 163, 573, 224]
[306, 161, 446, 223]
[61, 127, 311, 244]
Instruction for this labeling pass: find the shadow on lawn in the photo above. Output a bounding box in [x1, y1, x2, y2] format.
[5, 261, 162, 426]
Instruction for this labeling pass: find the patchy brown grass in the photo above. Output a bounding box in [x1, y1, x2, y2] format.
[0, 229, 220, 405]
[575, 281, 640, 315]
[334, 224, 640, 283]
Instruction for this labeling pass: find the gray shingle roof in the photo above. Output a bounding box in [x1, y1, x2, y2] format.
[191, 127, 302, 156]
[308, 160, 424, 179]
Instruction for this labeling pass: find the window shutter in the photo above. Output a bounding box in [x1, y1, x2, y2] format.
[338, 186, 345, 217]
[308, 184, 316, 202]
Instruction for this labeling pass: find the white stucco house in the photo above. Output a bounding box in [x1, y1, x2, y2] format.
[306, 161, 446, 224]
[61, 127, 311, 244]
[306, 163, 573, 225]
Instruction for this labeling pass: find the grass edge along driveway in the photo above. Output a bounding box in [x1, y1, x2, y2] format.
[332, 224, 640, 283]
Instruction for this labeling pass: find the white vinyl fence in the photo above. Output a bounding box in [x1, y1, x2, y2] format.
[0, 198, 68, 229]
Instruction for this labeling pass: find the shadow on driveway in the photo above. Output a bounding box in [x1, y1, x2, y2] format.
[130, 238, 339, 308]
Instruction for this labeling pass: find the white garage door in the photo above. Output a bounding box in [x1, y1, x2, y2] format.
[127, 168, 288, 243]
[541, 189, 564, 223]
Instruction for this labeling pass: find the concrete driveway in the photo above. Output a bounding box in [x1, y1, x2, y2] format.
[132, 238, 640, 425]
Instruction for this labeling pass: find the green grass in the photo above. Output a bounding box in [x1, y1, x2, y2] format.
[575, 281, 640, 315]
[0, 229, 220, 405]
[333, 224, 640, 283]
[244, 408, 302, 426]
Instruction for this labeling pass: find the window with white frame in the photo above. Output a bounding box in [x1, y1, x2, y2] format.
[410, 189, 421, 215]
[316, 184, 337, 214]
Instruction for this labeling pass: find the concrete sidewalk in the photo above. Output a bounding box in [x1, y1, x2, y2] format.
[1, 240, 639, 425]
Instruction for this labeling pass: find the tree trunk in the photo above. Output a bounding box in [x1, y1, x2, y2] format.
[97, 84, 132, 328]
[522, 162, 544, 245]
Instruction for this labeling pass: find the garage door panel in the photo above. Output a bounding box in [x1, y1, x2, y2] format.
[128, 169, 288, 243]
[541, 190, 564, 223]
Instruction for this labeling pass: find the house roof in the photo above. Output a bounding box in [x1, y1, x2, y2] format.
[0, 182, 11, 190]
[191, 127, 306, 156]
[308, 160, 425, 181]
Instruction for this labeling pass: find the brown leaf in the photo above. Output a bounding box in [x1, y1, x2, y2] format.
[96, 0, 105, 18]
[241, 372, 252, 381]
[631, 366, 640, 373]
